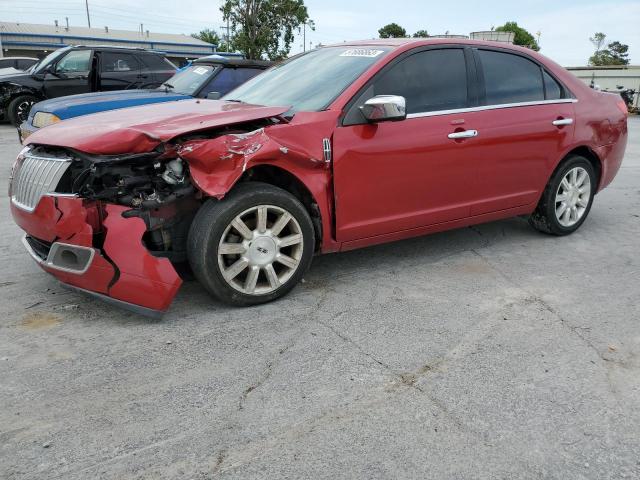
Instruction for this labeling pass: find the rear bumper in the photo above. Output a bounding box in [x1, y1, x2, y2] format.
[11, 195, 182, 316]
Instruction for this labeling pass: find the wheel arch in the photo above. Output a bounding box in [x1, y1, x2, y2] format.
[555, 145, 602, 189]
[236, 164, 324, 251]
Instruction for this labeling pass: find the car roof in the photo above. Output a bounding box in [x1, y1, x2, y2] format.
[69, 45, 165, 55]
[326, 37, 536, 53]
[193, 55, 273, 68]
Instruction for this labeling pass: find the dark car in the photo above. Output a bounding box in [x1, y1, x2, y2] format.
[0, 45, 176, 125]
[0, 57, 39, 73]
[19, 55, 272, 140]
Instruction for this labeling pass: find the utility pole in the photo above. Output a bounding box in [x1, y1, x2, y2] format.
[220, 21, 231, 52]
[302, 20, 314, 52]
[85, 0, 91, 28]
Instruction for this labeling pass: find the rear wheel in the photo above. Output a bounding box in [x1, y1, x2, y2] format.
[187, 182, 315, 306]
[7, 95, 36, 126]
[528, 155, 596, 235]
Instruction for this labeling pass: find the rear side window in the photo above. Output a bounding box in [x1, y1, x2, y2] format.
[101, 52, 139, 72]
[478, 50, 544, 105]
[202, 67, 265, 96]
[139, 54, 173, 71]
[371, 48, 468, 114]
[0, 59, 13, 68]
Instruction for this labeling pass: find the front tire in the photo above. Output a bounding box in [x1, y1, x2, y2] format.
[187, 182, 315, 306]
[7, 95, 36, 126]
[528, 155, 596, 235]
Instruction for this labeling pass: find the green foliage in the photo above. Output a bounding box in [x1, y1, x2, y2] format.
[413, 30, 429, 38]
[191, 28, 221, 46]
[589, 39, 630, 66]
[589, 32, 606, 53]
[378, 23, 407, 38]
[220, 0, 312, 60]
[495, 21, 540, 51]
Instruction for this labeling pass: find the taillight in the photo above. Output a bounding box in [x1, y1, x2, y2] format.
[615, 97, 628, 115]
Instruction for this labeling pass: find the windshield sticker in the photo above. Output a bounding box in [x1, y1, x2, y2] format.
[193, 67, 209, 75]
[340, 49, 384, 58]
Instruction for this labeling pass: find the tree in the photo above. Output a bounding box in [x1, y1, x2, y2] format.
[589, 39, 630, 66]
[191, 28, 221, 46]
[378, 23, 407, 38]
[495, 21, 540, 51]
[413, 30, 429, 38]
[220, 0, 312, 60]
[589, 32, 606, 54]
[607, 41, 630, 65]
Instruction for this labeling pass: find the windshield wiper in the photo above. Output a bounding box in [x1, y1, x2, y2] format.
[225, 99, 244, 103]
[163, 82, 174, 92]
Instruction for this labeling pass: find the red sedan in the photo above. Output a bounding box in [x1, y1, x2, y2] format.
[9, 39, 628, 315]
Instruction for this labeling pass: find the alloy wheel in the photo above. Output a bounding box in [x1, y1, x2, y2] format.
[555, 166, 591, 227]
[217, 204, 304, 295]
[16, 100, 34, 123]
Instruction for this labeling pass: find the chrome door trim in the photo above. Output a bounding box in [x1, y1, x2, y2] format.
[406, 98, 578, 120]
[552, 118, 574, 126]
[448, 129, 478, 139]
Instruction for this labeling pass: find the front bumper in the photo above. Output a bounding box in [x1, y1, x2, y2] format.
[11, 195, 182, 316]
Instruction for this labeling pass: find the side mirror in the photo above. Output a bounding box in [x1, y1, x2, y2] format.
[360, 95, 406, 122]
[43, 64, 60, 78]
[207, 92, 221, 100]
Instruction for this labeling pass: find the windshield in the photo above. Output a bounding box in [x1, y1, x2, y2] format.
[31, 48, 70, 74]
[161, 64, 217, 95]
[223, 46, 391, 112]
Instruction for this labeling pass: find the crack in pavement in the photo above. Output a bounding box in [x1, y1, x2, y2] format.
[238, 341, 294, 411]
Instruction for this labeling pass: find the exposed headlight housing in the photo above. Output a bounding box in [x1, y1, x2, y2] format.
[32, 112, 61, 129]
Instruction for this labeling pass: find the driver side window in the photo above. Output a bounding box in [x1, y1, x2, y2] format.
[55, 50, 92, 74]
[344, 48, 469, 125]
[374, 49, 468, 114]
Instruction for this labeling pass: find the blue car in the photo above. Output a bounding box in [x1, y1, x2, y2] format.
[20, 55, 272, 141]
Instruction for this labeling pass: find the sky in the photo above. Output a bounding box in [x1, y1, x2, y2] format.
[1, 0, 638, 66]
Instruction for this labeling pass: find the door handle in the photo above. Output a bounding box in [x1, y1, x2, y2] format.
[448, 129, 478, 139]
[552, 118, 573, 126]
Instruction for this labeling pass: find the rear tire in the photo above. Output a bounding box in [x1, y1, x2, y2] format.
[187, 182, 315, 306]
[528, 155, 596, 235]
[7, 95, 37, 127]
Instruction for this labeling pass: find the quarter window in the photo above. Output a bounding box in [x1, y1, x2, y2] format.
[543, 70, 563, 100]
[478, 50, 544, 104]
[371, 48, 468, 114]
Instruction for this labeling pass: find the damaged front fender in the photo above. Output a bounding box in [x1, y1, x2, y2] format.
[178, 127, 326, 199]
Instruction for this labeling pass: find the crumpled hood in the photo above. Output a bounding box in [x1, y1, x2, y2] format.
[31, 89, 190, 120]
[25, 99, 290, 155]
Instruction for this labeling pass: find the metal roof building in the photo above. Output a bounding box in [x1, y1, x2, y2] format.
[0, 21, 218, 63]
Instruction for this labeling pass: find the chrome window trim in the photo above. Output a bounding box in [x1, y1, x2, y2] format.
[406, 98, 578, 119]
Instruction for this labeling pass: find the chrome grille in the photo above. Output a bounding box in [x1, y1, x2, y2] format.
[11, 151, 72, 211]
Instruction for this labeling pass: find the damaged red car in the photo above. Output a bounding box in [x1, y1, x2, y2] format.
[9, 39, 627, 316]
